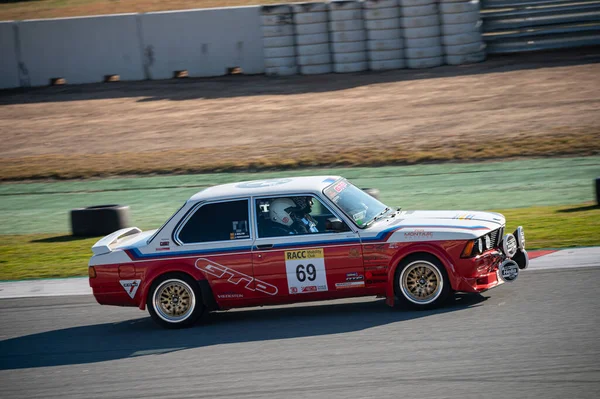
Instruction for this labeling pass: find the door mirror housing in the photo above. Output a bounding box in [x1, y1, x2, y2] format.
[326, 218, 349, 233]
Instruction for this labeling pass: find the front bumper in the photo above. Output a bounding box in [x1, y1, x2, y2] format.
[453, 248, 528, 293]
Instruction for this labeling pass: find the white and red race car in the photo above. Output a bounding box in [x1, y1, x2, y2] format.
[89, 176, 528, 328]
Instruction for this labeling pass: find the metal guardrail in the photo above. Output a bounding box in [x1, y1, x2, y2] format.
[481, 0, 600, 53]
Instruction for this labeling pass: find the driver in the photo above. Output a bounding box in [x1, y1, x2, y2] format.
[269, 197, 319, 234]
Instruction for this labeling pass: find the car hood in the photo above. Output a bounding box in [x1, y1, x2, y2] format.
[398, 210, 505, 226]
[359, 210, 505, 242]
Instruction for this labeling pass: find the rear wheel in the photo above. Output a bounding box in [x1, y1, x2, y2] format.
[394, 254, 451, 309]
[147, 273, 204, 329]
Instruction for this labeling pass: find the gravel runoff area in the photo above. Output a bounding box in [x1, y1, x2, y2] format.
[0, 48, 599, 180]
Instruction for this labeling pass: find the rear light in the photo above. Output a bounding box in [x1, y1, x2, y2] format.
[88, 266, 97, 278]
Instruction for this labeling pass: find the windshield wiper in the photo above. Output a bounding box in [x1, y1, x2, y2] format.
[364, 207, 391, 227]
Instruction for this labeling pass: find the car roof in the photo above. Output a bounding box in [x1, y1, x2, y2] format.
[189, 176, 342, 202]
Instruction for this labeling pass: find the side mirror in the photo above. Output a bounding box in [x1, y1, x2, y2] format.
[326, 218, 349, 232]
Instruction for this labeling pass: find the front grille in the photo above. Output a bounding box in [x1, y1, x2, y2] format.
[489, 227, 503, 248]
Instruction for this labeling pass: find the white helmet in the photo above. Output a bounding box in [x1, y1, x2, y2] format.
[269, 198, 296, 226]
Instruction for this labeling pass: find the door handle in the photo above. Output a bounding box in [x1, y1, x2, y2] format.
[256, 244, 274, 250]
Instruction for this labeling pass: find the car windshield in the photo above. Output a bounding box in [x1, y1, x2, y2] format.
[323, 179, 390, 228]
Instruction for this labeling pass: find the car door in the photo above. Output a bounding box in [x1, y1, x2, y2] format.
[172, 198, 260, 305]
[251, 194, 366, 303]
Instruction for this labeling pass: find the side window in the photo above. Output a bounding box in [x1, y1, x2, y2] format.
[178, 200, 250, 244]
[255, 196, 348, 238]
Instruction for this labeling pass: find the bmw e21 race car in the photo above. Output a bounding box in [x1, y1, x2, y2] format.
[88, 176, 528, 328]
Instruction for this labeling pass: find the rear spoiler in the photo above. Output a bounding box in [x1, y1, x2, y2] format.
[91, 227, 142, 255]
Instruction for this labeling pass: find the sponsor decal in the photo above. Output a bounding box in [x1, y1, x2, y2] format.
[159, 240, 169, 247]
[285, 248, 328, 294]
[365, 265, 386, 271]
[282, 217, 290, 224]
[195, 258, 278, 296]
[119, 279, 141, 299]
[217, 292, 244, 299]
[389, 242, 399, 249]
[155, 247, 170, 251]
[404, 229, 434, 239]
[363, 255, 386, 261]
[369, 244, 387, 252]
[345, 272, 364, 282]
[348, 248, 361, 258]
[333, 181, 348, 193]
[365, 270, 387, 279]
[231, 220, 250, 240]
[366, 279, 387, 284]
[335, 281, 365, 290]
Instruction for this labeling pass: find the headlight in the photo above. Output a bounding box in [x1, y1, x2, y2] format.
[513, 226, 525, 250]
[484, 234, 492, 250]
[502, 233, 518, 258]
[476, 238, 483, 254]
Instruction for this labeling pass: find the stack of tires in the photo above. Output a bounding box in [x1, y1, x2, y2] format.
[261, 5, 298, 76]
[329, 1, 368, 73]
[439, 0, 486, 65]
[399, 0, 443, 69]
[364, 0, 405, 71]
[293, 3, 332, 75]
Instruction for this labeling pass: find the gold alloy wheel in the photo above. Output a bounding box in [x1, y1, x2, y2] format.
[153, 279, 196, 323]
[400, 261, 443, 305]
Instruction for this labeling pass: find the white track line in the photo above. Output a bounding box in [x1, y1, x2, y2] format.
[0, 248, 598, 299]
[528, 247, 600, 271]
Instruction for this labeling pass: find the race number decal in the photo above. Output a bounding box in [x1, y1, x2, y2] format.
[285, 248, 328, 294]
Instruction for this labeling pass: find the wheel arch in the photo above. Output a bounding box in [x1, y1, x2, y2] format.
[385, 243, 459, 306]
[137, 263, 217, 311]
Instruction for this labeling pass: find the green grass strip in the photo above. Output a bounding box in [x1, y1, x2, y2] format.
[1, 156, 599, 235]
[0, 203, 598, 281]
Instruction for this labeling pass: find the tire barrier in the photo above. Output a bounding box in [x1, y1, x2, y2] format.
[400, 1, 443, 68]
[261, 5, 298, 76]
[71, 205, 131, 237]
[364, 0, 404, 71]
[293, 3, 332, 75]
[439, 0, 486, 65]
[329, 1, 368, 73]
[399, 0, 435, 6]
[362, 188, 381, 200]
[596, 177, 600, 206]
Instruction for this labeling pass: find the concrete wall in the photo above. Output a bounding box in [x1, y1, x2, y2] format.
[139, 7, 264, 79]
[0, 22, 20, 89]
[17, 14, 144, 86]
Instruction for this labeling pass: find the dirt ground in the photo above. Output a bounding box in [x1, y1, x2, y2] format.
[1, 48, 599, 180]
[0, 0, 308, 21]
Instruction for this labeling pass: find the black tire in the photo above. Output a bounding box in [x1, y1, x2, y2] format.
[70, 204, 130, 237]
[146, 273, 205, 329]
[394, 253, 451, 310]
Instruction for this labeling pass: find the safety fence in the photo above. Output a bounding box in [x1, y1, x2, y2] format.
[481, 0, 600, 53]
[1, 0, 599, 89]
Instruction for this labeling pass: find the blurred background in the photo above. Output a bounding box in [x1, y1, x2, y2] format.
[1, 0, 599, 281]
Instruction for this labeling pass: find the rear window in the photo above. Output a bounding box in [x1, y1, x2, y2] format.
[178, 200, 250, 243]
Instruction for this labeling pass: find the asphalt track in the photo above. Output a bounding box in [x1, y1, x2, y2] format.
[1, 264, 599, 399]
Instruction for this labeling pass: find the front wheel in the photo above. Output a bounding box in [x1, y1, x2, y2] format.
[394, 254, 451, 310]
[147, 273, 204, 329]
